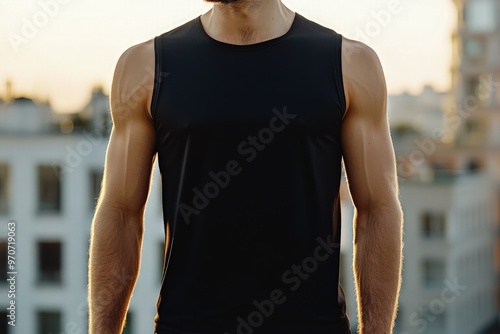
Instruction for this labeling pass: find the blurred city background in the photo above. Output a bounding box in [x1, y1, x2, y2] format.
[1, 0, 499, 333]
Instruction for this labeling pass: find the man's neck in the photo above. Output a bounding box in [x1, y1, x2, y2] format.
[201, 0, 295, 45]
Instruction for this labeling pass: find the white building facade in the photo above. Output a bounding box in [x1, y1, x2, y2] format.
[0, 97, 165, 334]
[340, 172, 497, 334]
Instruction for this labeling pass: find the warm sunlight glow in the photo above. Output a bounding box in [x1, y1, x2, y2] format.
[0, 0, 456, 113]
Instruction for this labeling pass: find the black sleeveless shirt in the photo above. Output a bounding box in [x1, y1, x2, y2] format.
[151, 12, 350, 334]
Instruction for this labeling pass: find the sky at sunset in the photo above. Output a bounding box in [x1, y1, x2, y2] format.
[0, 0, 457, 113]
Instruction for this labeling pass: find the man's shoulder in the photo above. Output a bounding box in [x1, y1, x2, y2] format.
[114, 38, 155, 88]
[341, 37, 386, 116]
[341, 37, 380, 69]
[112, 39, 156, 121]
[119, 39, 155, 67]
[341, 36, 384, 89]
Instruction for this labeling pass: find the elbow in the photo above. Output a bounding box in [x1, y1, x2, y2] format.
[356, 199, 403, 220]
[96, 196, 145, 221]
[354, 200, 404, 238]
[93, 198, 145, 236]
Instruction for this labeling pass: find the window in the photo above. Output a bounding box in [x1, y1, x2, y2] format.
[0, 164, 9, 214]
[422, 259, 445, 288]
[37, 310, 61, 334]
[464, 0, 496, 32]
[463, 39, 486, 63]
[465, 76, 480, 100]
[421, 212, 446, 238]
[464, 119, 482, 137]
[90, 169, 103, 210]
[464, 75, 492, 107]
[122, 311, 134, 334]
[0, 240, 7, 282]
[38, 241, 62, 284]
[38, 165, 61, 213]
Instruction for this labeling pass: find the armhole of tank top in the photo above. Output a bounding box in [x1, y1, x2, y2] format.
[150, 36, 162, 123]
[337, 34, 348, 120]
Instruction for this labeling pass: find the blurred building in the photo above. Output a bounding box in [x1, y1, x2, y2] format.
[388, 85, 448, 138]
[450, 0, 500, 330]
[0, 91, 164, 334]
[340, 171, 498, 334]
[450, 0, 500, 155]
[397, 173, 496, 334]
[338, 1, 500, 328]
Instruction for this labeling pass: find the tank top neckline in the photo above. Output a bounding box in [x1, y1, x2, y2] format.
[196, 12, 300, 51]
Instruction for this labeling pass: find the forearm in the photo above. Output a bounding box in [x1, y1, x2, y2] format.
[88, 204, 144, 334]
[353, 204, 403, 334]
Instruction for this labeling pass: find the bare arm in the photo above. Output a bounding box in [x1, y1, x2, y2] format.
[341, 37, 404, 334]
[88, 39, 156, 334]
